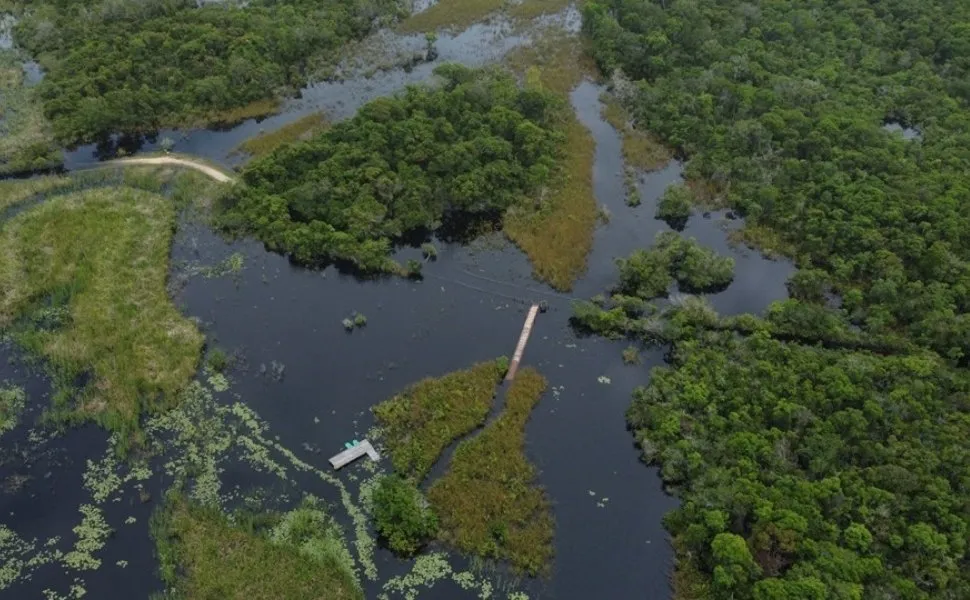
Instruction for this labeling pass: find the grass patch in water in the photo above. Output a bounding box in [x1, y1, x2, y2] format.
[427, 367, 553, 575]
[0, 185, 203, 448]
[372, 358, 508, 479]
[398, 0, 506, 33]
[0, 48, 61, 176]
[153, 493, 362, 600]
[504, 33, 598, 291]
[232, 113, 330, 159]
[600, 94, 670, 172]
[0, 384, 26, 435]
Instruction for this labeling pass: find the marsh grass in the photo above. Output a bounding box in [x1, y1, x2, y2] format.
[201, 98, 281, 129]
[0, 48, 61, 175]
[0, 185, 203, 446]
[427, 368, 553, 575]
[0, 175, 69, 213]
[372, 358, 508, 479]
[232, 112, 330, 159]
[507, 0, 572, 23]
[504, 34, 598, 291]
[153, 494, 363, 600]
[600, 95, 671, 172]
[398, 0, 506, 33]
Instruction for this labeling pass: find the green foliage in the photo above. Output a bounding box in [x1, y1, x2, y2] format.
[353, 312, 367, 328]
[372, 358, 506, 479]
[622, 345, 640, 365]
[205, 348, 230, 373]
[12, 0, 405, 143]
[420, 242, 438, 260]
[656, 184, 693, 230]
[583, 0, 970, 363]
[153, 493, 362, 600]
[0, 46, 61, 175]
[427, 368, 553, 575]
[0, 384, 27, 435]
[405, 259, 423, 279]
[233, 113, 329, 160]
[0, 183, 203, 448]
[371, 475, 438, 556]
[616, 232, 735, 298]
[219, 66, 564, 272]
[628, 331, 970, 598]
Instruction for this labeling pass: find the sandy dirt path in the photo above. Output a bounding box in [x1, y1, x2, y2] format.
[111, 156, 234, 182]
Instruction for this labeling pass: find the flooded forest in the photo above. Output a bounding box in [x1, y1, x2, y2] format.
[1, 0, 969, 599]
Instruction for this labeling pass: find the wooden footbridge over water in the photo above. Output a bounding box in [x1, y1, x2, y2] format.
[328, 303, 542, 470]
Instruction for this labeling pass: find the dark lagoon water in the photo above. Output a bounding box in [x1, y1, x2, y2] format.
[0, 6, 794, 599]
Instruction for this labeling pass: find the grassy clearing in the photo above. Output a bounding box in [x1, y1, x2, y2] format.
[153, 494, 362, 600]
[427, 367, 553, 575]
[373, 358, 508, 480]
[398, 0, 505, 33]
[601, 95, 671, 172]
[232, 113, 329, 159]
[504, 33, 598, 291]
[0, 185, 203, 445]
[0, 48, 61, 175]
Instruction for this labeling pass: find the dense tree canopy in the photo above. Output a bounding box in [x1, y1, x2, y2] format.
[584, 0, 970, 363]
[9, 0, 405, 143]
[219, 66, 564, 271]
[582, 1, 970, 597]
[631, 330, 970, 599]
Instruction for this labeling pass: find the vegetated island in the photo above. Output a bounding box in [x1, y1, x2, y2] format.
[371, 359, 554, 574]
[581, 0, 970, 596]
[217, 65, 567, 275]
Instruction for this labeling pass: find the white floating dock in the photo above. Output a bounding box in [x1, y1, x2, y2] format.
[329, 440, 381, 470]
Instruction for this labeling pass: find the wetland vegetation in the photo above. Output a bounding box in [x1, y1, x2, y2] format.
[153, 493, 362, 600]
[372, 357, 508, 480]
[219, 65, 565, 273]
[503, 33, 599, 290]
[580, 0, 970, 596]
[3, 0, 969, 598]
[0, 173, 203, 448]
[428, 368, 553, 576]
[0, 40, 60, 175]
[5, 0, 405, 144]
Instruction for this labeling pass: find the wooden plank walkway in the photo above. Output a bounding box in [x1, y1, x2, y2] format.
[328, 439, 380, 470]
[505, 303, 540, 381]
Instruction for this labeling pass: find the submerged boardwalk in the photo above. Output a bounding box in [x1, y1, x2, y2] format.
[328, 439, 380, 470]
[506, 303, 540, 381]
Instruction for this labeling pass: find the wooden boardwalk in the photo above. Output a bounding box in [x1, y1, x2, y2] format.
[505, 303, 540, 381]
[328, 439, 380, 470]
